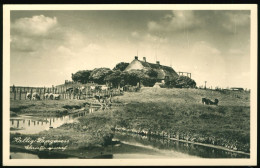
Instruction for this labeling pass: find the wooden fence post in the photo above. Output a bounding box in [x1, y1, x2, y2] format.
[85, 87, 88, 99]
[19, 88, 22, 100]
[61, 86, 63, 99]
[72, 86, 75, 99]
[25, 88, 27, 99]
[12, 85, 15, 93]
[39, 88, 42, 99]
[64, 87, 66, 99]
[13, 86, 16, 100]
[30, 88, 33, 99]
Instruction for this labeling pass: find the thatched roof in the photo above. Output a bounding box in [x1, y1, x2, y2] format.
[139, 60, 179, 80]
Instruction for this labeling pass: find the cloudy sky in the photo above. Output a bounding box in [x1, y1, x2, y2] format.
[10, 10, 250, 88]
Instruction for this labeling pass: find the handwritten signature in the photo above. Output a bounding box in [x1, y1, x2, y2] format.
[13, 137, 70, 151]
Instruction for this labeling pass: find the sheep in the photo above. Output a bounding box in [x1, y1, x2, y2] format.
[32, 92, 40, 100]
[53, 94, 61, 100]
[44, 93, 49, 100]
[49, 93, 60, 100]
[26, 93, 32, 100]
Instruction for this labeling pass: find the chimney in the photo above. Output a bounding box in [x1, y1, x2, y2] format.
[156, 61, 160, 65]
[143, 57, 146, 62]
[135, 56, 138, 60]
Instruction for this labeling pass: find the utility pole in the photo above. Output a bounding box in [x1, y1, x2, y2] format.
[204, 81, 207, 89]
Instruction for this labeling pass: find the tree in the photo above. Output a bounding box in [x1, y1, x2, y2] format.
[71, 70, 92, 84]
[104, 70, 124, 88]
[113, 62, 129, 71]
[122, 70, 149, 87]
[89, 68, 113, 84]
[174, 76, 196, 88]
[142, 68, 158, 86]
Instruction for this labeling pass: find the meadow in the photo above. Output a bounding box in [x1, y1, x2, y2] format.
[10, 87, 250, 153]
[112, 87, 250, 153]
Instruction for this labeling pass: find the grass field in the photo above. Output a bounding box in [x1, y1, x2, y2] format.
[10, 99, 88, 116]
[112, 87, 250, 153]
[10, 87, 250, 153]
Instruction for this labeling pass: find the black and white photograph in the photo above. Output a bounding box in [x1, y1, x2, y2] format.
[2, 4, 257, 166]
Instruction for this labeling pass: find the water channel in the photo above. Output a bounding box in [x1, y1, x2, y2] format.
[10, 109, 250, 159]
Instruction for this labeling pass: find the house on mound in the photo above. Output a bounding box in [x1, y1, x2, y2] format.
[124, 56, 179, 84]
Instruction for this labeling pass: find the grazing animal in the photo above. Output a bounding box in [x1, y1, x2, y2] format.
[26, 93, 32, 100]
[53, 94, 60, 100]
[48, 93, 60, 100]
[213, 99, 219, 105]
[94, 95, 111, 103]
[95, 85, 109, 92]
[73, 88, 80, 99]
[44, 93, 49, 100]
[32, 92, 40, 100]
[79, 86, 85, 91]
[202, 98, 210, 105]
[90, 86, 96, 91]
[48, 93, 54, 100]
[65, 87, 80, 99]
[101, 85, 108, 91]
[120, 87, 124, 93]
[66, 87, 73, 93]
[78, 86, 86, 96]
[202, 98, 219, 105]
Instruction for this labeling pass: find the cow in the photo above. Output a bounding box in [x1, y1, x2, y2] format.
[73, 88, 80, 99]
[26, 93, 32, 100]
[202, 98, 219, 105]
[213, 99, 219, 105]
[32, 92, 40, 100]
[65, 87, 80, 99]
[66, 87, 73, 93]
[202, 98, 209, 105]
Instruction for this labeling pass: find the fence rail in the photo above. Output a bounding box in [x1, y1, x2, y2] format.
[10, 85, 125, 100]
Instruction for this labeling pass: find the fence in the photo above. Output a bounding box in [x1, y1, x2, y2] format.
[10, 85, 122, 100]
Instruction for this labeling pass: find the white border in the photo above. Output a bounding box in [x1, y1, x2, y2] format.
[3, 4, 258, 166]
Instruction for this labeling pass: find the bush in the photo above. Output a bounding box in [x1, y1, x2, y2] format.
[165, 76, 196, 88]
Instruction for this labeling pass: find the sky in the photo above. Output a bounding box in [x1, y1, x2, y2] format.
[10, 10, 251, 89]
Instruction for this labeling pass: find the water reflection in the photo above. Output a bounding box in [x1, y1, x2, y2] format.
[10, 109, 96, 134]
[113, 133, 250, 158]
